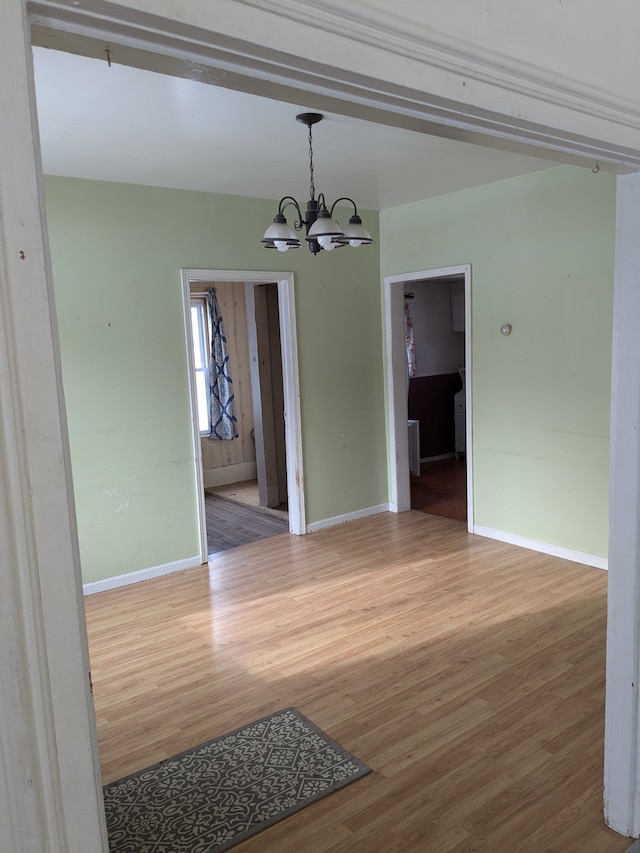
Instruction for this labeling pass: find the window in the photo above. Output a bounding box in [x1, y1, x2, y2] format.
[190, 297, 210, 434]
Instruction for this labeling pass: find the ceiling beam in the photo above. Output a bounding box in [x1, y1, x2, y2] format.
[28, 0, 640, 173]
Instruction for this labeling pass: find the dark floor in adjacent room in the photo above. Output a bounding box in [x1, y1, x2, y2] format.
[205, 491, 289, 554]
[205, 460, 467, 556]
[411, 456, 467, 521]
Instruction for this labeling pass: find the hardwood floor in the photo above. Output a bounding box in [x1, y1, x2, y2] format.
[205, 490, 289, 554]
[84, 512, 629, 852]
[411, 457, 467, 521]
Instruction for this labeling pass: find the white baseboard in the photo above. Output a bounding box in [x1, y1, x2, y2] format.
[82, 555, 204, 595]
[306, 503, 390, 533]
[204, 461, 257, 488]
[473, 525, 608, 570]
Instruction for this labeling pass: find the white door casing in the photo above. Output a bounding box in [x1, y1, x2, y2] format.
[0, 3, 107, 851]
[603, 172, 640, 837]
[182, 269, 305, 541]
[384, 265, 473, 532]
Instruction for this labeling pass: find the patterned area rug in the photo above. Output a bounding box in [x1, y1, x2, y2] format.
[103, 707, 371, 852]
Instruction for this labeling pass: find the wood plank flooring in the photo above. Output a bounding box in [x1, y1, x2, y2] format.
[205, 491, 289, 553]
[84, 511, 630, 852]
[411, 458, 467, 521]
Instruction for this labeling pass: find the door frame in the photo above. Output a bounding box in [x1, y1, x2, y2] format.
[181, 268, 305, 558]
[384, 264, 473, 531]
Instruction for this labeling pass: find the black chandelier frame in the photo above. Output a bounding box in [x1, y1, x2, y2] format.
[261, 112, 374, 255]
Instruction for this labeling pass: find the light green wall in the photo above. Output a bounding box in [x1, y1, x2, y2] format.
[46, 165, 615, 581]
[44, 176, 383, 583]
[381, 165, 615, 557]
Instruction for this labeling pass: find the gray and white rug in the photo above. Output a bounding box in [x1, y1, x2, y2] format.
[103, 706, 371, 852]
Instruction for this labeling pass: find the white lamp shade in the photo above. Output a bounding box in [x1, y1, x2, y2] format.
[308, 215, 344, 238]
[341, 217, 374, 248]
[306, 213, 345, 251]
[262, 217, 300, 250]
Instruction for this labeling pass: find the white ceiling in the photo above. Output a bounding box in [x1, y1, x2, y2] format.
[32, 46, 559, 212]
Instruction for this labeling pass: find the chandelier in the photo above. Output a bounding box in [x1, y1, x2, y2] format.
[261, 113, 374, 255]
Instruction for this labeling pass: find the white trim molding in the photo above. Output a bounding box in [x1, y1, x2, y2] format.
[180, 272, 209, 562]
[204, 461, 258, 489]
[604, 172, 640, 838]
[182, 269, 306, 537]
[83, 556, 203, 596]
[0, 3, 107, 850]
[240, 0, 640, 138]
[27, 0, 640, 172]
[306, 503, 390, 534]
[384, 265, 473, 532]
[473, 526, 608, 572]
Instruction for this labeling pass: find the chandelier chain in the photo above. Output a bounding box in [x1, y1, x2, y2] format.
[308, 124, 315, 201]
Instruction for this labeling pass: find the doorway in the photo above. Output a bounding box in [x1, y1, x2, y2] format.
[181, 268, 306, 562]
[384, 264, 474, 531]
[406, 275, 467, 521]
